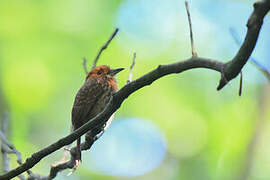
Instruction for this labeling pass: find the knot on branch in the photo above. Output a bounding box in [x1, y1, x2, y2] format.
[31, 153, 41, 162]
[253, 1, 260, 9]
[157, 65, 162, 71]
[217, 63, 230, 90]
[247, 15, 263, 29]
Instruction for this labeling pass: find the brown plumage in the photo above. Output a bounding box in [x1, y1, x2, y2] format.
[71, 65, 124, 165]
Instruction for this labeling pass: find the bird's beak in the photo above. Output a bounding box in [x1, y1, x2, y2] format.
[110, 68, 124, 76]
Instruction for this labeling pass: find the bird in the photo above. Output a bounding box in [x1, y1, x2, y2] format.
[71, 65, 124, 167]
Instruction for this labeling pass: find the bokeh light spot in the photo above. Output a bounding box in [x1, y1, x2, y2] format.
[85, 118, 167, 177]
[167, 109, 208, 158]
[116, 0, 178, 59]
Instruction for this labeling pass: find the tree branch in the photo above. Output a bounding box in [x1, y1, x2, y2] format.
[1, 112, 9, 173]
[36, 52, 139, 180]
[217, 0, 270, 90]
[185, 1, 197, 57]
[82, 57, 88, 75]
[0, 113, 27, 180]
[82, 28, 119, 74]
[0, 57, 224, 180]
[229, 28, 270, 81]
[38, 133, 95, 180]
[0, 114, 43, 179]
[127, 52, 136, 84]
[0, 0, 269, 179]
[0, 132, 23, 168]
[0, 112, 20, 179]
[91, 28, 119, 69]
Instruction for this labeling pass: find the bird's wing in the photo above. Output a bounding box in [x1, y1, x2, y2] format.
[71, 78, 104, 130]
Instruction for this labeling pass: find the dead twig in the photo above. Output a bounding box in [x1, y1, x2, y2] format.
[82, 57, 88, 75]
[185, 1, 197, 57]
[92, 28, 119, 69]
[127, 52, 136, 84]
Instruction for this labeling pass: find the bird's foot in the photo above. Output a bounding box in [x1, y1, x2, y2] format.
[51, 147, 71, 166]
[74, 159, 81, 169]
[93, 130, 105, 141]
[64, 147, 71, 151]
[67, 159, 81, 176]
[94, 124, 106, 140]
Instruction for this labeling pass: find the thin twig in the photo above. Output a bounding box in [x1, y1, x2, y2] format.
[217, 0, 270, 90]
[239, 71, 243, 96]
[1, 145, 14, 154]
[0, 112, 26, 180]
[0, 131, 23, 166]
[92, 28, 119, 69]
[185, 1, 197, 57]
[229, 27, 270, 81]
[0, 115, 43, 180]
[1, 112, 10, 173]
[127, 52, 136, 84]
[0, 130, 43, 179]
[0, 124, 36, 178]
[82, 57, 88, 75]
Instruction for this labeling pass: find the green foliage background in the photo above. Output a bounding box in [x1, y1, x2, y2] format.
[0, 0, 269, 179]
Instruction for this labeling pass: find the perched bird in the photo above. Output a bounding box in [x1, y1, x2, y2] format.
[71, 65, 124, 166]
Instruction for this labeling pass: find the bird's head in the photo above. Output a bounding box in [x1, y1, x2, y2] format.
[87, 65, 124, 90]
[87, 65, 124, 80]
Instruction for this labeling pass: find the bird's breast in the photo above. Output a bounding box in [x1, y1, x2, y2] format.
[107, 79, 118, 91]
[90, 85, 114, 118]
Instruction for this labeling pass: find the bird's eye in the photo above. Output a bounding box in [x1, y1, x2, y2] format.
[97, 69, 103, 75]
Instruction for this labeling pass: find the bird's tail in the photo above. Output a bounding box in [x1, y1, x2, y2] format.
[76, 137, 81, 162]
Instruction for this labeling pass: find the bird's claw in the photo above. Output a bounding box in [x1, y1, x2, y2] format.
[74, 159, 81, 169]
[64, 147, 71, 151]
[93, 130, 105, 141]
[67, 168, 75, 176]
[67, 159, 81, 176]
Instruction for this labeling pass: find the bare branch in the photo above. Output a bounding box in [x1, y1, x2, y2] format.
[127, 52, 136, 84]
[40, 134, 96, 180]
[0, 113, 26, 180]
[82, 57, 88, 75]
[1, 112, 10, 173]
[40, 52, 137, 179]
[0, 114, 22, 162]
[0, 57, 225, 180]
[217, 0, 270, 90]
[0, 131, 29, 180]
[92, 28, 119, 69]
[0, 132, 23, 167]
[185, 1, 197, 57]
[229, 28, 270, 81]
[239, 71, 243, 96]
[0, 0, 269, 179]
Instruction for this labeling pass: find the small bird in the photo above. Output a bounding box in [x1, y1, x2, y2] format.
[71, 65, 124, 167]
